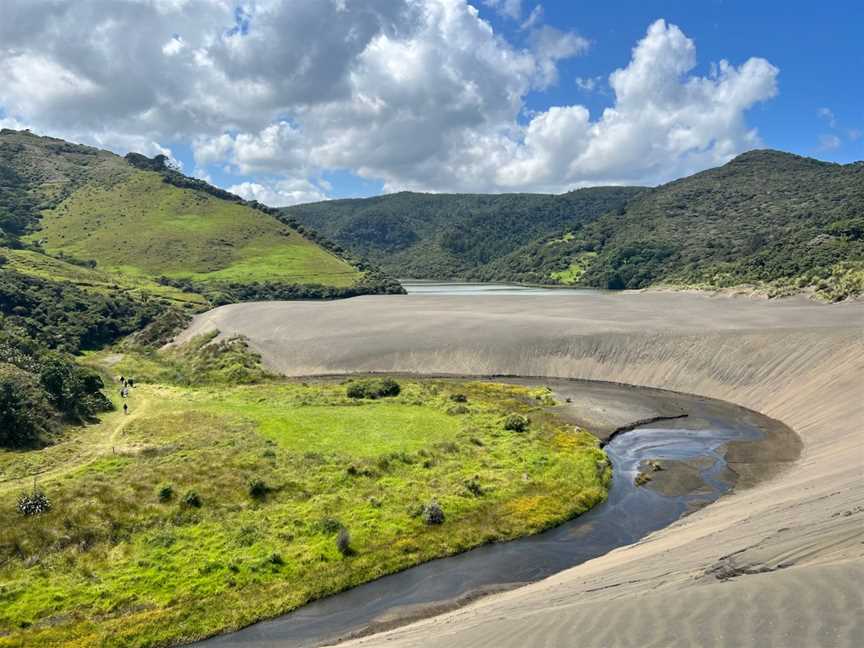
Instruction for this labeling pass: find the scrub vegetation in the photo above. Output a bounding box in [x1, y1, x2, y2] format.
[0, 344, 610, 647]
[286, 149, 864, 299]
[283, 187, 643, 279]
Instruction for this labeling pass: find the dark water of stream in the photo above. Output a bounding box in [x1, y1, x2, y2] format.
[195, 388, 769, 648]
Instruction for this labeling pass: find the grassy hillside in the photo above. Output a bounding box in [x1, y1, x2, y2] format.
[0, 350, 609, 647]
[283, 187, 644, 279]
[479, 151, 864, 299]
[0, 129, 401, 305]
[30, 171, 358, 287]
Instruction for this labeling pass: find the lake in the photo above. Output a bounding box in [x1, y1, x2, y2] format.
[400, 279, 602, 295]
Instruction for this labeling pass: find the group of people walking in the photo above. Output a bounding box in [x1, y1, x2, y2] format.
[119, 375, 135, 414]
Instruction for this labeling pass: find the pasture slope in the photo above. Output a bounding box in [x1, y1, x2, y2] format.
[178, 291, 864, 648]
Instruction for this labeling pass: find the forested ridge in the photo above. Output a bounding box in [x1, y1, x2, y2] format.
[286, 150, 864, 300]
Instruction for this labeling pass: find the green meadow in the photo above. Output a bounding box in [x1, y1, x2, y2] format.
[0, 361, 610, 647]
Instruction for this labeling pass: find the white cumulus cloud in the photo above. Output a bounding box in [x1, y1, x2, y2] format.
[0, 3, 779, 202]
[228, 179, 329, 207]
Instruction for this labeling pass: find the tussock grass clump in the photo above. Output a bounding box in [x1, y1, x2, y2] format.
[464, 476, 484, 497]
[182, 490, 202, 508]
[248, 478, 270, 500]
[157, 484, 174, 502]
[503, 414, 530, 432]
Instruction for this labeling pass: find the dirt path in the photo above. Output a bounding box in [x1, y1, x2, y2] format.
[0, 387, 151, 495]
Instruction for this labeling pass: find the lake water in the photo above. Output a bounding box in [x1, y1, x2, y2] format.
[400, 280, 602, 295]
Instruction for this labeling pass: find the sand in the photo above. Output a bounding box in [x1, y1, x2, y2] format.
[177, 291, 864, 648]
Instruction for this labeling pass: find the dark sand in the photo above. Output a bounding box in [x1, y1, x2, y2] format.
[176, 291, 864, 648]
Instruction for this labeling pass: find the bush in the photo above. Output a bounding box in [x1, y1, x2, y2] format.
[422, 500, 445, 525]
[248, 478, 270, 500]
[157, 484, 174, 502]
[447, 404, 469, 415]
[346, 378, 401, 400]
[182, 490, 202, 508]
[17, 489, 51, 516]
[320, 517, 343, 534]
[464, 476, 484, 497]
[503, 414, 529, 432]
[0, 362, 55, 448]
[336, 527, 352, 556]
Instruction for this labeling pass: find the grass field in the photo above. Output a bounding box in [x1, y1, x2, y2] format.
[0, 368, 609, 647]
[27, 171, 361, 288]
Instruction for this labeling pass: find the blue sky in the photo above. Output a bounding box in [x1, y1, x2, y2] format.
[1, 0, 860, 204]
[485, 0, 862, 163]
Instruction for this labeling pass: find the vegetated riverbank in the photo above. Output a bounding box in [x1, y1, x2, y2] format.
[174, 291, 863, 648]
[195, 376, 798, 648]
[0, 361, 610, 647]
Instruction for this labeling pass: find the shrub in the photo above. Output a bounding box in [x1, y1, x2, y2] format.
[182, 490, 202, 508]
[336, 528, 352, 556]
[422, 500, 445, 525]
[0, 363, 54, 448]
[17, 489, 51, 516]
[157, 484, 174, 502]
[320, 517, 343, 534]
[464, 476, 484, 497]
[266, 552, 284, 566]
[503, 414, 529, 432]
[407, 503, 424, 518]
[447, 404, 469, 415]
[346, 378, 401, 400]
[248, 478, 270, 500]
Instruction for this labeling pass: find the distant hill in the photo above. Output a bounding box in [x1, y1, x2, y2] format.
[285, 150, 864, 300]
[477, 150, 864, 299]
[0, 129, 400, 308]
[282, 187, 644, 279]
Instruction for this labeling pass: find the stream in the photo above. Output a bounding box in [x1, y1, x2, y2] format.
[196, 384, 771, 648]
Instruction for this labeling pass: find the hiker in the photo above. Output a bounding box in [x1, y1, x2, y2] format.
[119, 375, 125, 384]
[123, 403, 128, 415]
[128, 378, 135, 388]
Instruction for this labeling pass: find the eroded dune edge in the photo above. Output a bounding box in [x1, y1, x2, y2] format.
[177, 294, 864, 648]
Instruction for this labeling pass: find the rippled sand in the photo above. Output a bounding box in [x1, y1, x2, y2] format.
[177, 292, 864, 648]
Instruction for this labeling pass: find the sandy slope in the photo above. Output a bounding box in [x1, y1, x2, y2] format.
[177, 292, 864, 648]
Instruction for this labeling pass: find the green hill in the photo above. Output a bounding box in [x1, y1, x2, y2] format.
[0, 129, 400, 306]
[282, 187, 644, 279]
[284, 149, 863, 300]
[477, 151, 864, 299]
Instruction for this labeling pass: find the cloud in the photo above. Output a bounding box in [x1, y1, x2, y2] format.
[818, 107, 837, 128]
[521, 4, 543, 30]
[482, 0, 523, 20]
[575, 76, 602, 92]
[0, 4, 780, 201]
[818, 134, 841, 151]
[227, 179, 329, 207]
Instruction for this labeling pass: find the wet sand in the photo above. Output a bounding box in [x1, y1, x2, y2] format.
[177, 291, 864, 648]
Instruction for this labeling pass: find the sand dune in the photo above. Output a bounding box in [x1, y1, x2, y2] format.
[177, 292, 864, 647]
